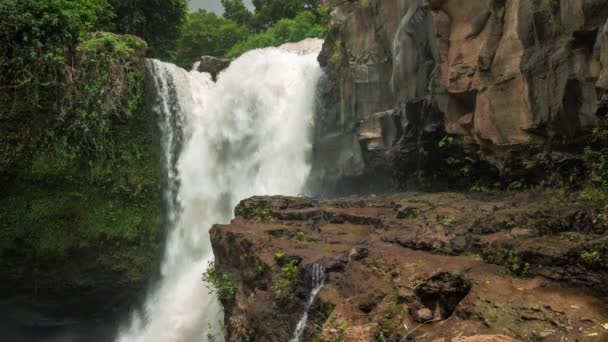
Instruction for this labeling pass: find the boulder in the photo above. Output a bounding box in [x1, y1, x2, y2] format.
[197, 55, 231, 80]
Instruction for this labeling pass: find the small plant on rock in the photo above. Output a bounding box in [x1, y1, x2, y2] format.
[272, 259, 299, 300]
[243, 203, 276, 222]
[397, 207, 420, 220]
[202, 261, 237, 306]
[274, 251, 286, 263]
[507, 253, 530, 277]
[440, 216, 456, 227]
[580, 246, 607, 268]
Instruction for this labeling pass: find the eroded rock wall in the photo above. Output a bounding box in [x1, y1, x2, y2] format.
[211, 194, 608, 341]
[314, 0, 608, 191]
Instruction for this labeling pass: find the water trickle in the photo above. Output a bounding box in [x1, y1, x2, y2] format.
[290, 264, 327, 342]
[117, 39, 323, 342]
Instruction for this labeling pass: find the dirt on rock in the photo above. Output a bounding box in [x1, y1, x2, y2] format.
[210, 192, 608, 341]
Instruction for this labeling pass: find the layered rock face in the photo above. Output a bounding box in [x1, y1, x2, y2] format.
[211, 194, 608, 341]
[313, 0, 608, 191]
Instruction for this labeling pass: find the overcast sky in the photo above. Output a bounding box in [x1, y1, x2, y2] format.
[189, 0, 254, 14]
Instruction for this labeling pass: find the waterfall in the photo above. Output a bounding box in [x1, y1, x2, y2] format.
[117, 39, 323, 342]
[290, 264, 327, 342]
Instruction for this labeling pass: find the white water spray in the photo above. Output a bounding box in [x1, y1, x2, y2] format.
[117, 39, 323, 342]
[290, 264, 327, 342]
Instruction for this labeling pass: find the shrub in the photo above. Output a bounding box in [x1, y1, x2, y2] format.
[272, 259, 299, 300]
[202, 261, 237, 306]
[243, 203, 276, 222]
[397, 207, 420, 220]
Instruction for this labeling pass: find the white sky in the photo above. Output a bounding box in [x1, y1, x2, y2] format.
[189, 0, 254, 14]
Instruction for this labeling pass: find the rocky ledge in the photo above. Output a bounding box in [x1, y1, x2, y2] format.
[210, 193, 608, 341]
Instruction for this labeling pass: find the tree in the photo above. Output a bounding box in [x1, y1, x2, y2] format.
[175, 11, 249, 68]
[251, 0, 320, 30]
[108, 0, 188, 60]
[226, 11, 324, 58]
[222, 0, 253, 27]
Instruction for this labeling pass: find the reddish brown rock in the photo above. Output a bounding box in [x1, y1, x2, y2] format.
[314, 0, 608, 188]
[210, 193, 608, 341]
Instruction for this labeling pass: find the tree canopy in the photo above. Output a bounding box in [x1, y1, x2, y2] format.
[221, 0, 254, 26]
[172, 0, 327, 67]
[108, 0, 188, 59]
[175, 10, 249, 68]
[251, 0, 320, 29]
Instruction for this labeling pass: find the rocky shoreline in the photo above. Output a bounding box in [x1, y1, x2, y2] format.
[210, 193, 607, 341]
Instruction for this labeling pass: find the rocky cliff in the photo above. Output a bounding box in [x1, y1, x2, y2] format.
[210, 194, 608, 341]
[312, 0, 608, 192]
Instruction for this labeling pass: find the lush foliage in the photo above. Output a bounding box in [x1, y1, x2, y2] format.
[174, 0, 327, 67]
[0, 0, 161, 283]
[175, 10, 249, 68]
[203, 261, 237, 305]
[251, 0, 320, 29]
[108, 0, 188, 59]
[226, 11, 325, 58]
[222, 0, 254, 26]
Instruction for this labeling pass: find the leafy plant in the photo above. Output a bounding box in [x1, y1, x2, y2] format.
[243, 203, 276, 222]
[440, 216, 456, 227]
[295, 231, 306, 241]
[580, 246, 607, 268]
[202, 261, 237, 306]
[274, 251, 286, 262]
[397, 207, 420, 220]
[272, 259, 299, 300]
[507, 252, 530, 277]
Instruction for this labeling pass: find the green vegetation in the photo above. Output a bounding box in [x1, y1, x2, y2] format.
[272, 259, 299, 300]
[108, 0, 187, 59]
[397, 207, 420, 220]
[203, 261, 238, 306]
[580, 245, 607, 268]
[275, 251, 286, 262]
[243, 202, 276, 222]
[378, 298, 404, 340]
[226, 11, 325, 58]
[174, 10, 249, 67]
[508, 252, 530, 277]
[440, 216, 457, 227]
[469, 253, 484, 262]
[174, 0, 327, 67]
[580, 126, 608, 229]
[0, 0, 162, 290]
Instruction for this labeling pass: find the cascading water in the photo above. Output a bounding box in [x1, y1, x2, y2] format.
[117, 39, 323, 342]
[290, 264, 327, 342]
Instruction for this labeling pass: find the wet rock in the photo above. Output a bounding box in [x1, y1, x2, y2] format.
[197, 56, 231, 80]
[349, 247, 369, 261]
